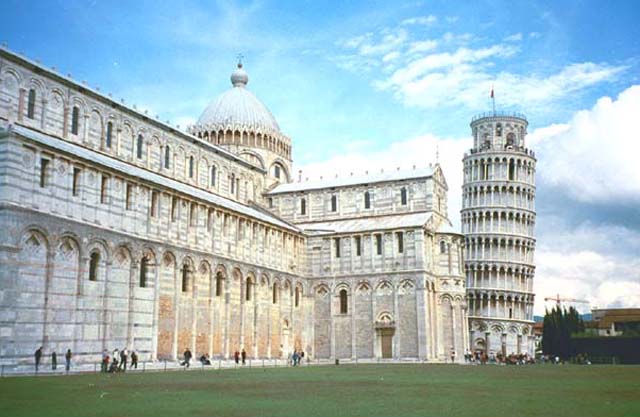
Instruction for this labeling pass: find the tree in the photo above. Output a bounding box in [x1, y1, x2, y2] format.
[541, 306, 584, 359]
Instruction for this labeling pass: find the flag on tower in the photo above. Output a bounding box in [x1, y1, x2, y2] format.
[490, 84, 496, 114]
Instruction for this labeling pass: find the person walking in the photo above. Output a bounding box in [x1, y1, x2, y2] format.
[234, 350, 240, 365]
[35, 346, 43, 373]
[130, 350, 138, 369]
[182, 348, 192, 368]
[113, 348, 120, 369]
[51, 351, 57, 370]
[241, 349, 246, 365]
[65, 349, 72, 371]
[101, 349, 108, 373]
[120, 348, 128, 372]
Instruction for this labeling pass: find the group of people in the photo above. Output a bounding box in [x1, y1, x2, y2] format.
[101, 348, 138, 373]
[463, 350, 536, 365]
[34, 346, 72, 372]
[289, 350, 305, 366]
[233, 349, 247, 365]
[182, 347, 306, 367]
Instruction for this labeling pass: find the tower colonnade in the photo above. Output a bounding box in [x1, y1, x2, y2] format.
[462, 112, 536, 356]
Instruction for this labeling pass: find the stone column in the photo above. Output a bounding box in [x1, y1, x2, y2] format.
[223, 280, 230, 359]
[416, 277, 428, 360]
[127, 260, 138, 349]
[190, 269, 197, 355]
[253, 280, 258, 358]
[393, 281, 399, 359]
[351, 283, 356, 360]
[151, 260, 161, 361]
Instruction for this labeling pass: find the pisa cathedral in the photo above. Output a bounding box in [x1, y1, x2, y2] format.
[0, 46, 534, 366]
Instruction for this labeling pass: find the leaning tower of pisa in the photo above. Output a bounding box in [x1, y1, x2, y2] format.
[461, 112, 537, 357]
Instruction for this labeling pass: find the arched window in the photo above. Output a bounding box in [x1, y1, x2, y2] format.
[27, 88, 36, 119]
[71, 106, 80, 135]
[272, 283, 278, 304]
[274, 164, 281, 179]
[139, 256, 148, 288]
[295, 287, 301, 307]
[181, 265, 190, 293]
[400, 187, 407, 205]
[300, 198, 306, 215]
[331, 195, 337, 212]
[105, 121, 113, 148]
[136, 134, 144, 159]
[164, 146, 171, 169]
[339, 289, 348, 314]
[508, 159, 515, 180]
[188, 156, 194, 178]
[230, 174, 235, 194]
[364, 191, 371, 209]
[506, 132, 515, 147]
[210, 165, 217, 187]
[440, 240, 447, 254]
[245, 277, 252, 301]
[215, 272, 223, 297]
[89, 252, 100, 281]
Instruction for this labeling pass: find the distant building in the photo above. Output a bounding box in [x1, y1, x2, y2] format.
[590, 308, 640, 337]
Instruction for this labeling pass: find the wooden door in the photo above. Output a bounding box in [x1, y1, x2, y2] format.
[381, 331, 393, 358]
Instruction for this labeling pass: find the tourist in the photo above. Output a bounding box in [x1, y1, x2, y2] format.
[65, 349, 72, 371]
[35, 346, 43, 373]
[101, 350, 109, 372]
[241, 348, 247, 365]
[292, 351, 299, 366]
[51, 351, 57, 370]
[112, 348, 120, 369]
[120, 347, 128, 371]
[130, 350, 138, 369]
[450, 348, 456, 364]
[200, 354, 211, 365]
[234, 350, 240, 365]
[182, 348, 192, 368]
[300, 351, 305, 363]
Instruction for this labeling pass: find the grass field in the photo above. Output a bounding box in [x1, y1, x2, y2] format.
[1, 364, 639, 417]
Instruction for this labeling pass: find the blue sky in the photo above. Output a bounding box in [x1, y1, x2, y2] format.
[2, 0, 640, 313]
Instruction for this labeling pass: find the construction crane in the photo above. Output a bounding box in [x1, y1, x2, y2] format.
[544, 293, 590, 308]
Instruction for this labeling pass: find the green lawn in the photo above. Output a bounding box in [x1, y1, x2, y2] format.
[1, 364, 639, 417]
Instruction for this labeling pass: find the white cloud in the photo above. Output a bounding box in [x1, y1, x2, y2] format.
[379, 44, 518, 88]
[402, 15, 437, 26]
[382, 51, 401, 62]
[408, 39, 438, 54]
[529, 32, 541, 39]
[378, 52, 625, 109]
[534, 249, 640, 315]
[529, 85, 640, 203]
[504, 32, 523, 42]
[343, 28, 409, 57]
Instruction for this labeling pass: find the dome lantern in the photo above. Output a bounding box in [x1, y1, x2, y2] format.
[230, 62, 249, 88]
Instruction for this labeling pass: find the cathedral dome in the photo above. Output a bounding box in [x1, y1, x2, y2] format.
[195, 63, 281, 135]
